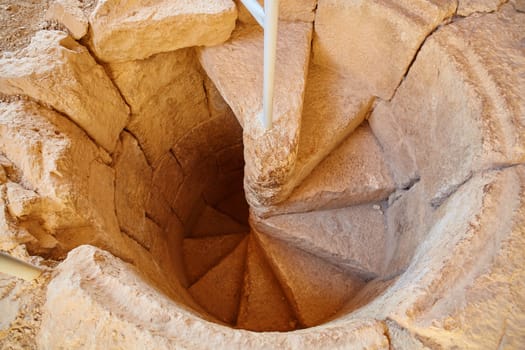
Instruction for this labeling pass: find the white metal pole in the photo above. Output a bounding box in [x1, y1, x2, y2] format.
[262, 0, 279, 130]
[239, 0, 265, 27]
[0, 252, 43, 281]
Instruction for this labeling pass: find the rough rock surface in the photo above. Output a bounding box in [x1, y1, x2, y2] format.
[261, 123, 395, 216]
[199, 22, 312, 206]
[253, 204, 387, 278]
[107, 49, 210, 164]
[370, 8, 525, 204]
[45, 0, 88, 39]
[256, 232, 365, 327]
[237, 237, 297, 331]
[457, 0, 506, 15]
[191, 205, 247, 237]
[0, 31, 129, 152]
[88, 0, 237, 62]
[313, 0, 457, 99]
[37, 245, 390, 349]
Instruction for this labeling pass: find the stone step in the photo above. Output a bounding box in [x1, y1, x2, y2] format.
[215, 190, 250, 226]
[183, 233, 246, 285]
[198, 21, 312, 206]
[236, 236, 297, 331]
[257, 123, 395, 217]
[252, 204, 387, 279]
[88, 0, 237, 62]
[263, 64, 376, 212]
[188, 237, 248, 324]
[255, 231, 364, 327]
[190, 205, 248, 237]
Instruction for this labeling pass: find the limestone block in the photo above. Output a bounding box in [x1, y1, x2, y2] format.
[0, 100, 120, 254]
[313, 0, 456, 99]
[183, 233, 245, 284]
[457, 0, 505, 15]
[261, 124, 395, 216]
[236, 0, 317, 23]
[171, 122, 212, 174]
[88, 0, 237, 62]
[199, 22, 312, 206]
[151, 153, 184, 209]
[256, 232, 365, 327]
[253, 203, 387, 278]
[237, 236, 297, 331]
[45, 0, 88, 39]
[191, 205, 247, 237]
[369, 9, 525, 204]
[38, 245, 389, 349]
[107, 49, 210, 164]
[0, 31, 129, 152]
[114, 132, 154, 250]
[0, 155, 19, 182]
[189, 238, 248, 324]
[352, 166, 525, 349]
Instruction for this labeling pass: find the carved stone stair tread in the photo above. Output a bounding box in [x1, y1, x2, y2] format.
[183, 233, 246, 285]
[237, 236, 297, 332]
[261, 123, 395, 217]
[191, 205, 248, 237]
[189, 237, 248, 324]
[199, 21, 312, 206]
[255, 231, 365, 327]
[253, 204, 387, 278]
[273, 64, 376, 209]
[216, 190, 250, 226]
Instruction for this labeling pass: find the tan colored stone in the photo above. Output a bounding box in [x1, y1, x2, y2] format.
[313, 0, 456, 99]
[237, 236, 297, 331]
[45, 0, 88, 39]
[253, 203, 387, 278]
[151, 153, 184, 208]
[199, 22, 312, 206]
[0, 31, 129, 152]
[0, 100, 120, 254]
[88, 0, 237, 62]
[191, 205, 248, 237]
[38, 245, 390, 349]
[216, 189, 250, 225]
[183, 233, 245, 284]
[171, 122, 212, 174]
[189, 237, 248, 324]
[457, 0, 505, 15]
[350, 166, 525, 349]
[369, 9, 525, 204]
[256, 232, 365, 327]
[0, 155, 19, 183]
[107, 49, 210, 163]
[114, 132, 154, 250]
[261, 123, 395, 217]
[514, 0, 525, 11]
[236, 0, 317, 23]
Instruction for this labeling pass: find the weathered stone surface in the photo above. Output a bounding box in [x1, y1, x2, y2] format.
[216, 190, 250, 226]
[0, 31, 129, 152]
[0, 100, 120, 254]
[253, 204, 387, 278]
[189, 238, 248, 324]
[350, 166, 525, 349]
[114, 132, 154, 250]
[237, 236, 297, 331]
[457, 0, 505, 15]
[38, 245, 390, 349]
[191, 205, 248, 237]
[45, 0, 88, 39]
[313, 0, 456, 99]
[261, 124, 395, 216]
[151, 153, 184, 209]
[88, 0, 237, 62]
[199, 22, 312, 206]
[256, 232, 365, 327]
[107, 49, 210, 163]
[183, 233, 245, 284]
[236, 0, 317, 22]
[369, 9, 525, 204]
